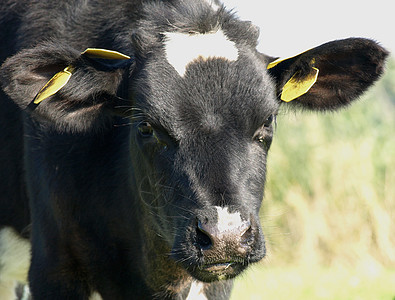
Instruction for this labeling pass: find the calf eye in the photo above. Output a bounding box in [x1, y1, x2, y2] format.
[263, 114, 275, 127]
[137, 121, 169, 151]
[138, 122, 154, 137]
[253, 114, 276, 145]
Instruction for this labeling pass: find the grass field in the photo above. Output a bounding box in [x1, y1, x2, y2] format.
[230, 60, 395, 299]
[231, 264, 395, 300]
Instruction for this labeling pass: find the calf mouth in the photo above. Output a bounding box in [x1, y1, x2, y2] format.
[190, 260, 248, 282]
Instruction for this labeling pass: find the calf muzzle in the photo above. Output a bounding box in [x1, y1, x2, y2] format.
[174, 206, 265, 282]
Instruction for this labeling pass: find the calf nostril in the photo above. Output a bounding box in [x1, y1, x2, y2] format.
[240, 224, 254, 246]
[196, 221, 213, 250]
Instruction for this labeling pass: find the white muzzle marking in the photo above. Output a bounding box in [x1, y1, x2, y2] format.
[214, 206, 244, 233]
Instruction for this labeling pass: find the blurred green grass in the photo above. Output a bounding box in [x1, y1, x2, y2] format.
[231, 265, 395, 300]
[231, 59, 395, 299]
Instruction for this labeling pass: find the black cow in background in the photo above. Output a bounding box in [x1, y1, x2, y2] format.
[0, 0, 388, 299]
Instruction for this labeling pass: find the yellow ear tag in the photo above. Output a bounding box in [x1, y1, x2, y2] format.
[280, 67, 319, 102]
[33, 66, 75, 104]
[267, 56, 291, 69]
[81, 48, 131, 60]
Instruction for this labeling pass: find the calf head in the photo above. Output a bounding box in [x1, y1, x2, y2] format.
[0, 0, 388, 286]
[126, 1, 388, 282]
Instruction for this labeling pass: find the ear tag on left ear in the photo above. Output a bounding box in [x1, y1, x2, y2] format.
[281, 67, 319, 102]
[33, 66, 75, 104]
[31, 49, 130, 106]
[267, 48, 314, 70]
[267, 56, 290, 69]
[81, 48, 131, 60]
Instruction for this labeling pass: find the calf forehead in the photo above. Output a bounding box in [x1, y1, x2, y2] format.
[141, 53, 277, 138]
[133, 1, 278, 136]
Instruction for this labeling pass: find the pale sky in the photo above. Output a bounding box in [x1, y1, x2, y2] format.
[222, 0, 394, 58]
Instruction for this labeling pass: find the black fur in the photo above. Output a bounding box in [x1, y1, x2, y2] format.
[0, 0, 388, 299]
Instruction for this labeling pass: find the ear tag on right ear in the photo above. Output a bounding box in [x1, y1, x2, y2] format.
[81, 48, 131, 60]
[33, 66, 75, 104]
[281, 67, 319, 102]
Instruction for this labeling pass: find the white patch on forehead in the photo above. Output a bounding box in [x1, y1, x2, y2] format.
[186, 281, 207, 300]
[164, 30, 238, 76]
[215, 206, 244, 233]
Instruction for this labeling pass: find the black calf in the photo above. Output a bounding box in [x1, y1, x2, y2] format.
[0, 0, 387, 299]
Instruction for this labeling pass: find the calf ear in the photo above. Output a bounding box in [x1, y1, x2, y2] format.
[267, 38, 389, 111]
[0, 42, 132, 132]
